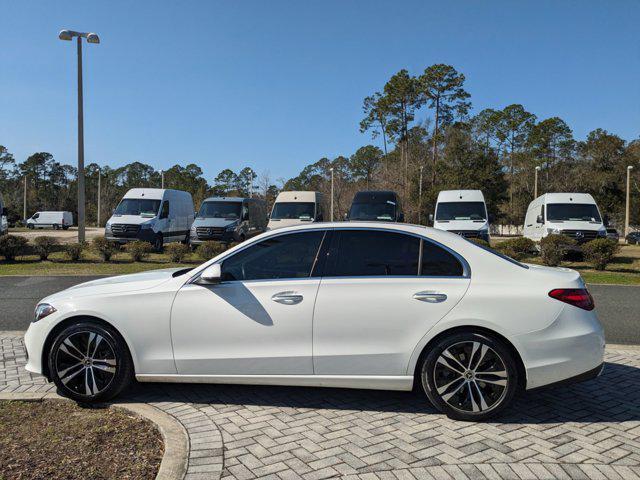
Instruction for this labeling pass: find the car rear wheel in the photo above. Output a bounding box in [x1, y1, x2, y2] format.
[48, 322, 133, 403]
[421, 331, 518, 421]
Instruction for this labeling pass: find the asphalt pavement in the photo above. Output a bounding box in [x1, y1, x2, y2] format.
[0, 275, 637, 344]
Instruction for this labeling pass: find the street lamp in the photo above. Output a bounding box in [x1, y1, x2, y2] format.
[534, 166, 541, 199]
[329, 167, 334, 222]
[59, 29, 100, 243]
[418, 165, 424, 224]
[626, 166, 634, 239]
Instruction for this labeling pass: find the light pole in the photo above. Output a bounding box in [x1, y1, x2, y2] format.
[418, 165, 424, 224]
[534, 166, 541, 199]
[626, 166, 634, 239]
[97, 169, 101, 227]
[161, 170, 164, 189]
[59, 29, 100, 243]
[23, 176, 27, 222]
[329, 167, 334, 222]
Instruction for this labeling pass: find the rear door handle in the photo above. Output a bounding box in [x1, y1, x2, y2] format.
[271, 291, 303, 305]
[413, 291, 447, 303]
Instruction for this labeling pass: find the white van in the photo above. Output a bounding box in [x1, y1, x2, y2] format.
[267, 191, 325, 230]
[105, 188, 194, 251]
[0, 194, 7, 235]
[26, 211, 73, 230]
[523, 193, 606, 244]
[431, 190, 490, 242]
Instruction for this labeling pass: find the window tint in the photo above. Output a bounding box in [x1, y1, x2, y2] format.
[328, 230, 419, 277]
[221, 231, 325, 281]
[420, 240, 464, 276]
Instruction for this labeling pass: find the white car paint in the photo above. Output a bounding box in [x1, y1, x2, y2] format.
[24, 222, 604, 395]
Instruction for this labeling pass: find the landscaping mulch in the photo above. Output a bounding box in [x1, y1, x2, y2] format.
[0, 400, 163, 480]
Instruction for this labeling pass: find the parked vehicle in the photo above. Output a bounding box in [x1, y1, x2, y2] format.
[347, 191, 404, 222]
[26, 211, 73, 230]
[0, 194, 7, 235]
[105, 188, 194, 251]
[431, 190, 490, 242]
[25, 222, 604, 421]
[267, 191, 325, 230]
[523, 193, 606, 245]
[627, 231, 640, 245]
[190, 197, 267, 246]
[605, 227, 620, 242]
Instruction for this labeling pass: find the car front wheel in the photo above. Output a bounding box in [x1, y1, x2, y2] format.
[421, 332, 518, 421]
[48, 322, 133, 403]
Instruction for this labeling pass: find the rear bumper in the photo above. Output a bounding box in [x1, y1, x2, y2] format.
[528, 363, 604, 392]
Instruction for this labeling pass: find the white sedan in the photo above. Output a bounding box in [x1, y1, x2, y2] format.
[24, 222, 604, 421]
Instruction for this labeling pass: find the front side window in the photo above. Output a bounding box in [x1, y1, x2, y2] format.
[221, 231, 325, 281]
[546, 203, 601, 223]
[435, 202, 486, 221]
[326, 230, 419, 277]
[349, 202, 396, 221]
[114, 199, 161, 217]
[271, 202, 315, 220]
[197, 201, 242, 219]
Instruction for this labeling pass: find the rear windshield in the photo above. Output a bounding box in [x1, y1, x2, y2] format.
[198, 201, 242, 219]
[114, 199, 161, 217]
[547, 203, 601, 223]
[436, 202, 486, 221]
[271, 202, 315, 220]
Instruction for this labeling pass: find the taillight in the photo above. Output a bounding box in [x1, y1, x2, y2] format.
[548, 288, 595, 311]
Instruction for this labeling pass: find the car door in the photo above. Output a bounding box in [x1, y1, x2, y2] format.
[171, 230, 328, 375]
[313, 229, 470, 376]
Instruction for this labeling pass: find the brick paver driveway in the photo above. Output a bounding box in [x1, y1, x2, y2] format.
[2, 332, 640, 480]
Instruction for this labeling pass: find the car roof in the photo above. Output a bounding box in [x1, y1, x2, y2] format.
[537, 192, 596, 204]
[436, 190, 485, 202]
[203, 196, 246, 203]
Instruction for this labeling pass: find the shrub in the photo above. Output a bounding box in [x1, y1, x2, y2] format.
[33, 236, 59, 261]
[123, 240, 153, 262]
[0, 235, 28, 261]
[467, 237, 490, 248]
[539, 234, 576, 267]
[197, 241, 226, 260]
[64, 242, 84, 261]
[165, 243, 191, 263]
[583, 238, 620, 270]
[92, 237, 119, 262]
[496, 237, 536, 261]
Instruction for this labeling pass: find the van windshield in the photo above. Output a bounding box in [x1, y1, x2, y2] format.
[547, 203, 601, 222]
[271, 202, 315, 220]
[436, 202, 486, 221]
[198, 201, 242, 219]
[349, 202, 396, 221]
[114, 199, 161, 217]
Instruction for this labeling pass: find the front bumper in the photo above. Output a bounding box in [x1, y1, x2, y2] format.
[105, 228, 156, 244]
[189, 231, 236, 244]
[23, 315, 57, 376]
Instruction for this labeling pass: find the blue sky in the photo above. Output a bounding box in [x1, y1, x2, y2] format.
[1, 1, 638, 183]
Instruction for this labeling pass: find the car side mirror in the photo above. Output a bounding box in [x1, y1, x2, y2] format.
[536, 215, 544, 224]
[428, 213, 434, 223]
[197, 263, 222, 285]
[343, 212, 348, 220]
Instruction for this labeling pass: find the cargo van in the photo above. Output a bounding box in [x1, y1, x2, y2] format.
[0, 194, 7, 235]
[267, 191, 325, 230]
[105, 188, 194, 251]
[347, 191, 404, 222]
[523, 193, 606, 244]
[26, 211, 73, 230]
[431, 190, 490, 242]
[190, 197, 267, 246]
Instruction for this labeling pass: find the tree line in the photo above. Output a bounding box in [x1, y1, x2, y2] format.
[1, 63, 639, 228]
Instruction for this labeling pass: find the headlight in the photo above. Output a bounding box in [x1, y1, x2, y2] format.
[598, 229, 607, 237]
[225, 223, 237, 231]
[34, 303, 56, 322]
[105, 222, 111, 230]
[190, 225, 197, 232]
[547, 228, 562, 235]
[140, 223, 152, 230]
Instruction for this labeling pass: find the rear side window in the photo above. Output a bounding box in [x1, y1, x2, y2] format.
[420, 240, 464, 276]
[326, 230, 420, 277]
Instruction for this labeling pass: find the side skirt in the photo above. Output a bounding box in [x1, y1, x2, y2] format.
[136, 374, 415, 391]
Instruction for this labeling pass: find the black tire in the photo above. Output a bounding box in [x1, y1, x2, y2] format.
[420, 331, 518, 421]
[153, 233, 164, 252]
[28, 224, 34, 229]
[238, 233, 246, 243]
[63, 226, 69, 230]
[48, 321, 133, 403]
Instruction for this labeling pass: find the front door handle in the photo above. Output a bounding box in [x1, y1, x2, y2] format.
[271, 291, 303, 305]
[413, 291, 447, 303]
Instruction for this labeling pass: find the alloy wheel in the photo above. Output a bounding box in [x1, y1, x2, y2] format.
[433, 340, 508, 414]
[54, 331, 118, 397]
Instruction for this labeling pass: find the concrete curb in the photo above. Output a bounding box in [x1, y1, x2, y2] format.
[0, 392, 189, 480]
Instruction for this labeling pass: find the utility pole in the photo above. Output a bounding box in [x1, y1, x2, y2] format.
[330, 167, 334, 222]
[161, 170, 164, 189]
[249, 171, 253, 198]
[534, 166, 541, 199]
[23, 176, 27, 222]
[418, 165, 424, 224]
[626, 165, 634, 239]
[97, 169, 101, 227]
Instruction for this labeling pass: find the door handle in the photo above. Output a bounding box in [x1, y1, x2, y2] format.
[271, 291, 303, 305]
[413, 291, 447, 303]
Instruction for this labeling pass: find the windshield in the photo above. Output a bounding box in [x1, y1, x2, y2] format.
[114, 198, 161, 217]
[349, 202, 396, 221]
[198, 201, 242, 219]
[271, 202, 315, 220]
[547, 203, 602, 222]
[436, 202, 486, 221]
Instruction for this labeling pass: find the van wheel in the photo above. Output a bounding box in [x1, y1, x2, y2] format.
[28, 224, 34, 229]
[63, 226, 69, 230]
[239, 233, 246, 243]
[53, 224, 59, 230]
[153, 233, 164, 252]
[420, 332, 518, 422]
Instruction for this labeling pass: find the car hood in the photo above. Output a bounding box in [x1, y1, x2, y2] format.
[267, 218, 314, 230]
[41, 268, 186, 304]
[192, 218, 238, 228]
[547, 221, 603, 231]
[434, 220, 488, 232]
[107, 215, 156, 225]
